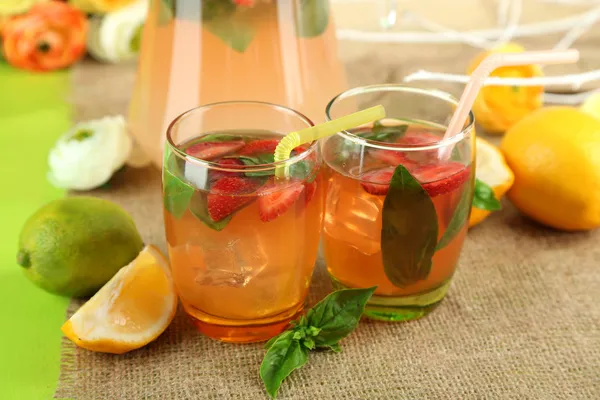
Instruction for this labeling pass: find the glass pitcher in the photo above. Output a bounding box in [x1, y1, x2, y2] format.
[128, 0, 349, 167]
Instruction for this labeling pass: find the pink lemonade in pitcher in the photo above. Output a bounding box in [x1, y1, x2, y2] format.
[129, 0, 348, 166]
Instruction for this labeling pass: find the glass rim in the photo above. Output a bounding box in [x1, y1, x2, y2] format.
[166, 100, 317, 172]
[325, 84, 475, 152]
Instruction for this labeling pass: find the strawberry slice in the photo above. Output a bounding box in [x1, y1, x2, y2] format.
[360, 167, 395, 195]
[258, 180, 305, 222]
[239, 139, 280, 156]
[371, 132, 444, 167]
[186, 140, 245, 160]
[413, 162, 471, 196]
[210, 158, 245, 180]
[207, 177, 260, 221]
[370, 150, 419, 169]
[304, 180, 318, 205]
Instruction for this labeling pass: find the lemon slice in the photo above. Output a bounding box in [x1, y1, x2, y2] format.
[470, 137, 515, 227]
[61, 245, 177, 354]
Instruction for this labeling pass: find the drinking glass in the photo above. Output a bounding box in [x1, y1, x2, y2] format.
[321, 84, 475, 321]
[163, 101, 324, 342]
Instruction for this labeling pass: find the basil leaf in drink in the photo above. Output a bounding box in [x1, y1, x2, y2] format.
[237, 154, 276, 177]
[368, 121, 408, 142]
[163, 154, 194, 219]
[436, 180, 473, 251]
[158, 0, 174, 24]
[188, 191, 231, 231]
[197, 134, 245, 143]
[306, 286, 376, 347]
[205, 14, 256, 53]
[201, 0, 235, 21]
[381, 165, 438, 287]
[472, 178, 502, 211]
[260, 334, 309, 399]
[295, 0, 329, 38]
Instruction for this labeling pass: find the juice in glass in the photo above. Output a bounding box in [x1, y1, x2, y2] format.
[321, 85, 475, 321]
[163, 102, 323, 342]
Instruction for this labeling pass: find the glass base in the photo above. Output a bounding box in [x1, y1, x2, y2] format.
[183, 303, 303, 343]
[330, 276, 452, 322]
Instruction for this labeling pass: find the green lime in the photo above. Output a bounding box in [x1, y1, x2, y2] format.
[17, 196, 144, 298]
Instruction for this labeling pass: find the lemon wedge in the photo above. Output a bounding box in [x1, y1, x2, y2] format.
[61, 245, 177, 354]
[469, 137, 515, 227]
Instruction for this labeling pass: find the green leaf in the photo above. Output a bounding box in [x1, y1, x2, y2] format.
[204, 5, 255, 53]
[264, 330, 293, 350]
[306, 287, 376, 347]
[158, 0, 174, 24]
[197, 134, 245, 143]
[163, 155, 194, 219]
[367, 121, 408, 142]
[324, 343, 341, 353]
[472, 178, 502, 211]
[295, 0, 330, 38]
[436, 182, 472, 251]
[188, 191, 231, 231]
[260, 335, 309, 399]
[381, 165, 438, 287]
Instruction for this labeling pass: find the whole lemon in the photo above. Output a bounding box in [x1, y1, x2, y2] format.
[17, 196, 144, 297]
[501, 106, 600, 230]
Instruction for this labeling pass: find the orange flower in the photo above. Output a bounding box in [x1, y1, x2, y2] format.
[1, 1, 88, 72]
[467, 43, 544, 134]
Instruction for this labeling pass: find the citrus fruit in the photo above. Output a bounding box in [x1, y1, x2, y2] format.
[580, 91, 600, 120]
[501, 106, 600, 230]
[62, 245, 177, 354]
[17, 196, 144, 297]
[467, 42, 543, 134]
[469, 137, 514, 227]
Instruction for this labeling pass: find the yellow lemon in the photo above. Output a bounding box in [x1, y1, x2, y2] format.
[501, 106, 600, 231]
[61, 245, 177, 354]
[468, 42, 543, 134]
[469, 137, 514, 227]
[580, 91, 600, 120]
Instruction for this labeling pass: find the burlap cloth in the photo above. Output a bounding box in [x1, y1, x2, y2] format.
[55, 1, 600, 399]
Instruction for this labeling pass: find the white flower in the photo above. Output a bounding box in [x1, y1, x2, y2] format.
[86, 0, 148, 64]
[48, 116, 132, 191]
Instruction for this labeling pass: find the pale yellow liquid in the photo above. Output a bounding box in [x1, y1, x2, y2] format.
[129, 1, 348, 166]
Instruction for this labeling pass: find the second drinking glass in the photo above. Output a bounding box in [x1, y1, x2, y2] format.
[321, 85, 475, 321]
[163, 101, 324, 343]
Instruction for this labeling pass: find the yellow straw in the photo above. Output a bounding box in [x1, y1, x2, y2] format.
[274, 105, 386, 177]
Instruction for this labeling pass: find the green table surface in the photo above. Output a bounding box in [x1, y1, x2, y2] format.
[0, 62, 71, 399]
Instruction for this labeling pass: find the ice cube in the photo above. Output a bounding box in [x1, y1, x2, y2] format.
[192, 228, 268, 288]
[324, 178, 383, 255]
[184, 160, 208, 190]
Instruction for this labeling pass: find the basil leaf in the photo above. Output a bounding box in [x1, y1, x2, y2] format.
[324, 343, 341, 353]
[381, 165, 438, 287]
[198, 134, 245, 143]
[295, 0, 329, 38]
[472, 178, 501, 211]
[264, 330, 293, 350]
[205, 13, 256, 53]
[238, 154, 276, 177]
[188, 191, 231, 231]
[158, 0, 174, 24]
[436, 182, 472, 251]
[260, 335, 309, 399]
[200, 0, 235, 21]
[163, 154, 194, 219]
[306, 287, 376, 347]
[368, 121, 408, 142]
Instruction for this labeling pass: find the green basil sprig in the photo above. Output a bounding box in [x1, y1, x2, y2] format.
[260, 287, 376, 398]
